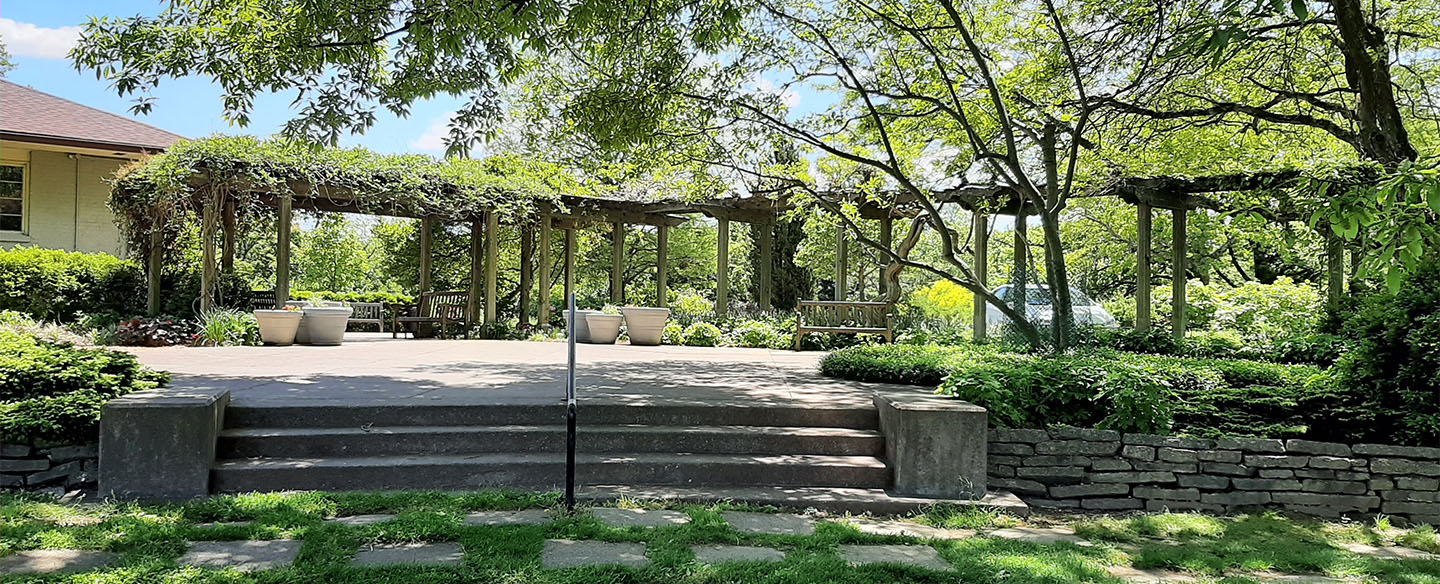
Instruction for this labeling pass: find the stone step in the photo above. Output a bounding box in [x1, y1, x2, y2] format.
[222, 402, 879, 431]
[217, 424, 885, 458]
[211, 453, 891, 493]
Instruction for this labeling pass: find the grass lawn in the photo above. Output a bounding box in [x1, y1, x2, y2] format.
[1, 490, 1437, 583]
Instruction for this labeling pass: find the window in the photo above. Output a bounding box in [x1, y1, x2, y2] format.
[0, 164, 22, 232]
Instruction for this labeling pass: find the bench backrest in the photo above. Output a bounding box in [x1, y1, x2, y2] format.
[346, 302, 383, 321]
[797, 300, 893, 329]
[419, 291, 470, 320]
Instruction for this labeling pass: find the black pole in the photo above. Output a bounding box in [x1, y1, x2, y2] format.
[565, 292, 577, 514]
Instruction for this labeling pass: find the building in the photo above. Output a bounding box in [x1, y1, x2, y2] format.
[0, 79, 184, 256]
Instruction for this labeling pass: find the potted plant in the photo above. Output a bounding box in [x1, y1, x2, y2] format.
[254, 305, 303, 346]
[562, 309, 600, 343]
[302, 302, 353, 346]
[583, 312, 624, 344]
[621, 306, 671, 346]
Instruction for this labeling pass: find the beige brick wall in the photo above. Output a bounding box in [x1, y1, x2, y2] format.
[0, 145, 127, 257]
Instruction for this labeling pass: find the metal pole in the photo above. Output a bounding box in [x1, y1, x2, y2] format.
[565, 292, 577, 514]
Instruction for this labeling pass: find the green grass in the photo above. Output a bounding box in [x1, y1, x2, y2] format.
[2, 491, 1438, 584]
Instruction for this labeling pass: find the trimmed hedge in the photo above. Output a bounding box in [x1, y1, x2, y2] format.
[0, 326, 167, 444]
[0, 247, 145, 323]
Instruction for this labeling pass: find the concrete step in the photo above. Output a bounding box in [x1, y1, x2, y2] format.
[211, 453, 891, 493]
[578, 485, 1031, 516]
[223, 402, 879, 431]
[218, 424, 885, 458]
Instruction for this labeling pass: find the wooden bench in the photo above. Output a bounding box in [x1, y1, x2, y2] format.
[392, 291, 471, 339]
[794, 300, 895, 350]
[346, 302, 385, 332]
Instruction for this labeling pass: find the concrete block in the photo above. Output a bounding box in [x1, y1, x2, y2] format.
[542, 539, 648, 569]
[100, 387, 230, 500]
[1286, 440, 1351, 457]
[875, 394, 987, 499]
[838, 544, 952, 571]
[351, 542, 464, 567]
[692, 544, 784, 564]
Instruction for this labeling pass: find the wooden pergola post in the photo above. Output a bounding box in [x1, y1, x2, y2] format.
[1171, 208, 1187, 340]
[518, 224, 534, 327]
[275, 192, 292, 308]
[656, 225, 669, 307]
[147, 223, 163, 316]
[1136, 203, 1152, 331]
[1014, 204, 1028, 309]
[757, 222, 773, 310]
[221, 199, 236, 274]
[484, 210, 499, 324]
[199, 197, 218, 313]
[468, 218, 483, 325]
[564, 227, 577, 307]
[418, 218, 433, 293]
[610, 222, 625, 304]
[835, 226, 848, 300]
[879, 215, 893, 298]
[538, 216, 552, 324]
[1326, 232, 1344, 311]
[972, 212, 988, 342]
[716, 219, 730, 318]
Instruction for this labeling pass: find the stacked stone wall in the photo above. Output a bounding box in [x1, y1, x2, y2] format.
[1, 442, 98, 493]
[988, 428, 1440, 524]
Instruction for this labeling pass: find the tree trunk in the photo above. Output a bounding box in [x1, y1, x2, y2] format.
[1040, 125, 1074, 351]
[1327, 0, 1417, 166]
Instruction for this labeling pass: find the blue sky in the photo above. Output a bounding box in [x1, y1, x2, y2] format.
[1, 1, 464, 155]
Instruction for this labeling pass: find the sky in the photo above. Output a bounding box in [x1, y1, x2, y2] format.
[0, 1, 465, 155]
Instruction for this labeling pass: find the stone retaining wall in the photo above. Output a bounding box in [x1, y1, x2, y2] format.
[1, 442, 98, 493]
[988, 428, 1440, 525]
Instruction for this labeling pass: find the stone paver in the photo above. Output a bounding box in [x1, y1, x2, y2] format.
[721, 511, 815, 536]
[326, 514, 396, 527]
[837, 544, 952, 572]
[0, 550, 118, 575]
[351, 542, 465, 567]
[1341, 543, 1436, 560]
[195, 520, 253, 528]
[1106, 565, 1199, 583]
[844, 518, 976, 540]
[177, 540, 302, 572]
[1247, 571, 1355, 584]
[692, 544, 786, 564]
[591, 508, 690, 528]
[541, 539, 649, 569]
[987, 527, 1092, 546]
[464, 510, 553, 526]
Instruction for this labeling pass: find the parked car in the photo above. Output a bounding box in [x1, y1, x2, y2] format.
[985, 284, 1118, 330]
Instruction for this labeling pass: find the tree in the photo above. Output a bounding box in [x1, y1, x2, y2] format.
[0, 38, 14, 76]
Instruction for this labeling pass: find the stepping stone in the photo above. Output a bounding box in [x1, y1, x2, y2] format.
[195, 520, 252, 528]
[843, 518, 976, 540]
[1106, 565, 1198, 583]
[838, 544, 952, 572]
[591, 508, 690, 528]
[1248, 571, 1354, 584]
[692, 544, 785, 564]
[351, 542, 464, 567]
[721, 511, 815, 536]
[542, 539, 649, 569]
[987, 527, 1091, 546]
[0, 550, 118, 575]
[177, 540, 302, 572]
[326, 514, 396, 527]
[464, 510, 552, 526]
[1341, 543, 1436, 560]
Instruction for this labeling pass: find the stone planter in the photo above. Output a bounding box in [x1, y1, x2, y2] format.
[253, 310, 302, 346]
[621, 307, 671, 346]
[583, 314, 624, 344]
[301, 306, 353, 346]
[562, 309, 600, 343]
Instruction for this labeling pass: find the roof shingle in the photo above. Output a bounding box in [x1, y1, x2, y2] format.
[0, 80, 185, 151]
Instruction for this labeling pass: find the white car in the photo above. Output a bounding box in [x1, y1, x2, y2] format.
[985, 284, 1119, 330]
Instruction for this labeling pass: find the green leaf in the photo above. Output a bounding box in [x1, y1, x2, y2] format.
[1291, 0, 1310, 19]
[1426, 184, 1440, 215]
[1385, 266, 1405, 293]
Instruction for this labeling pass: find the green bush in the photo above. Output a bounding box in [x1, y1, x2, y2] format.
[290, 290, 415, 306]
[1184, 277, 1323, 341]
[0, 247, 145, 323]
[722, 320, 788, 349]
[681, 322, 722, 347]
[193, 308, 260, 346]
[0, 324, 167, 444]
[661, 322, 685, 345]
[1269, 333, 1347, 366]
[818, 344, 974, 386]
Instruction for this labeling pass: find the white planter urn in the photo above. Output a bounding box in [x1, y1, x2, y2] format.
[621, 307, 671, 346]
[253, 310, 302, 346]
[583, 313, 624, 344]
[301, 306, 353, 346]
[563, 309, 600, 343]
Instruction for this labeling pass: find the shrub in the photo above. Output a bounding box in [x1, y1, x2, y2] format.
[1183, 277, 1324, 341]
[722, 320, 788, 349]
[661, 322, 685, 345]
[1094, 327, 1181, 355]
[1269, 333, 1347, 366]
[908, 280, 973, 325]
[108, 316, 194, 347]
[681, 322, 722, 347]
[193, 308, 260, 346]
[0, 247, 145, 323]
[818, 344, 972, 386]
[0, 326, 167, 444]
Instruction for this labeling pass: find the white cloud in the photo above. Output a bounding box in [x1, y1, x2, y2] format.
[0, 18, 81, 60]
[409, 115, 452, 153]
[753, 76, 801, 108]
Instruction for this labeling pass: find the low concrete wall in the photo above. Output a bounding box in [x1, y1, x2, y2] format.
[875, 392, 988, 499]
[989, 427, 1440, 524]
[1, 442, 98, 493]
[99, 387, 231, 500]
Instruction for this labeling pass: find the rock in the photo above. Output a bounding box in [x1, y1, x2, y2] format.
[1201, 491, 1271, 506]
[1380, 501, 1440, 515]
[41, 445, 97, 463]
[1158, 448, 1199, 464]
[542, 539, 648, 569]
[1371, 458, 1440, 476]
[1177, 475, 1230, 490]
[1036, 440, 1120, 456]
[1016, 466, 1087, 482]
[1022, 455, 1092, 467]
[25, 461, 80, 486]
[1134, 461, 1199, 473]
[1122, 446, 1157, 461]
[3, 459, 50, 473]
[1048, 483, 1130, 498]
[1271, 492, 1379, 510]
[1285, 440, 1351, 457]
[1, 444, 32, 457]
[1243, 455, 1310, 469]
[1092, 459, 1134, 471]
[1380, 490, 1440, 502]
[1196, 450, 1242, 463]
[1050, 427, 1120, 441]
[1353, 444, 1440, 460]
[1133, 487, 1200, 501]
[1081, 497, 1144, 510]
[691, 544, 784, 564]
[1301, 480, 1367, 495]
[1308, 456, 1357, 470]
[991, 478, 1047, 495]
[1232, 478, 1302, 491]
[1259, 469, 1295, 479]
[991, 443, 1034, 456]
[1217, 437, 1285, 453]
[1294, 469, 1337, 480]
[1396, 477, 1440, 490]
[990, 428, 1050, 444]
[1087, 471, 1176, 484]
[1202, 463, 1253, 476]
